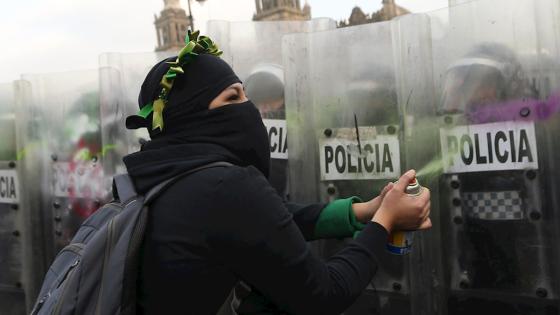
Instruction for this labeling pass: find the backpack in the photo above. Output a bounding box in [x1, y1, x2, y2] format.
[31, 162, 232, 315]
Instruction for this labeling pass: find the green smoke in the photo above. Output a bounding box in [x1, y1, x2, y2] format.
[416, 157, 444, 182]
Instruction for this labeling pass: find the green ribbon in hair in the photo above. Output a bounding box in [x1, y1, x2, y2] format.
[138, 30, 223, 133]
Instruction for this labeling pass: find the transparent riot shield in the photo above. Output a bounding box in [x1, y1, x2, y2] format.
[390, 13, 445, 315]
[395, 0, 560, 313]
[0, 83, 26, 314]
[206, 19, 336, 200]
[284, 23, 410, 314]
[19, 70, 109, 258]
[207, 18, 335, 80]
[99, 52, 171, 180]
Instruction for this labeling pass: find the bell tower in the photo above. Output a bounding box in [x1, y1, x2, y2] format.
[254, 0, 311, 21]
[382, 0, 397, 18]
[154, 0, 191, 52]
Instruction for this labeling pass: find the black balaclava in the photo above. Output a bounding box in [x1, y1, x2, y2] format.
[126, 54, 271, 177]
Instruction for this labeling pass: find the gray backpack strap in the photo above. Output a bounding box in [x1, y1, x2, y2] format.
[144, 161, 233, 204]
[113, 174, 137, 203]
[120, 161, 233, 313]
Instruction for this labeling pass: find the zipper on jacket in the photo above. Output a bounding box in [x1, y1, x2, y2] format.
[52, 259, 80, 315]
[30, 292, 50, 315]
[95, 217, 117, 315]
[31, 243, 85, 314]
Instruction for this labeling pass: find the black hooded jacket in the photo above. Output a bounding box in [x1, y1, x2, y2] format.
[124, 52, 389, 314]
[124, 142, 389, 315]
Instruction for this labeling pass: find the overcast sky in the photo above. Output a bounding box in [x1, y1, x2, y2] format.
[0, 0, 448, 82]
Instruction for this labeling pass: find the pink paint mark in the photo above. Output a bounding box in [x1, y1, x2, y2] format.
[466, 92, 560, 124]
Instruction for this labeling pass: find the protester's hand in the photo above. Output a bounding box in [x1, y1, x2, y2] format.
[352, 183, 394, 223]
[372, 170, 431, 234]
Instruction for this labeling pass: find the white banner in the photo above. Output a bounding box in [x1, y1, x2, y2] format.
[263, 119, 288, 160]
[319, 127, 400, 181]
[0, 169, 19, 204]
[440, 121, 539, 173]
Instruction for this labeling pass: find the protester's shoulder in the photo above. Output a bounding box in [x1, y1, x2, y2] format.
[172, 164, 268, 198]
[215, 165, 289, 231]
[209, 164, 280, 209]
[202, 165, 290, 245]
[217, 164, 271, 193]
[179, 164, 280, 212]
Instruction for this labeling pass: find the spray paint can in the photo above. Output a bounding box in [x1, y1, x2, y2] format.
[386, 178, 422, 255]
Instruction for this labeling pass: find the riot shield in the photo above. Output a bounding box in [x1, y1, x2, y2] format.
[0, 83, 25, 314]
[395, 0, 560, 313]
[99, 52, 171, 180]
[15, 71, 110, 313]
[207, 18, 336, 80]
[0, 80, 54, 313]
[284, 23, 410, 314]
[18, 70, 109, 258]
[206, 19, 336, 200]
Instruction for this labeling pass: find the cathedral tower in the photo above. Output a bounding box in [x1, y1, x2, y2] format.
[253, 0, 311, 21]
[339, 0, 410, 27]
[154, 0, 191, 52]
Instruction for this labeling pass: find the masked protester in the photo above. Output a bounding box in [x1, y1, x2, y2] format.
[123, 32, 431, 315]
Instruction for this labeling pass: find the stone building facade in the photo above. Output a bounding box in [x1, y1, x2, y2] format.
[338, 0, 410, 28]
[154, 0, 191, 52]
[253, 0, 311, 21]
